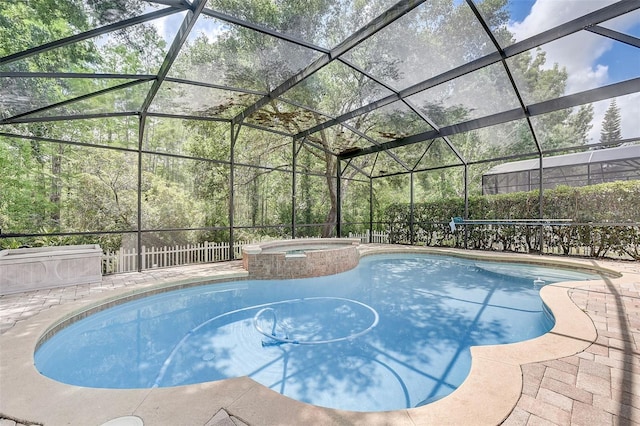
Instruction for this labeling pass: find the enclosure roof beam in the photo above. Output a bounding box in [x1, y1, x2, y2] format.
[339, 108, 524, 159]
[297, 1, 638, 141]
[340, 78, 640, 159]
[527, 77, 640, 116]
[251, 94, 406, 155]
[466, 0, 542, 155]
[328, 0, 427, 60]
[586, 25, 640, 48]
[0, 112, 138, 124]
[402, 98, 467, 166]
[340, 123, 411, 172]
[339, 57, 456, 168]
[232, 0, 427, 125]
[146, 112, 231, 123]
[296, 93, 401, 140]
[232, 55, 331, 125]
[299, 136, 344, 159]
[201, 9, 330, 54]
[164, 77, 268, 96]
[373, 161, 464, 179]
[296, 52, 510, 140]
[146, 0, 193, 7]
[341, 160, 371, 180]
[0, 131, 141, 154]
[0, 7, 182, 66]
[0, 72, 156, 79]
[503, 1, 640, 57]
[241, 122, 295, 137]
[141, 0, 209, 113]
[1, 79, 152, 124]
[277, 75, 411, 171]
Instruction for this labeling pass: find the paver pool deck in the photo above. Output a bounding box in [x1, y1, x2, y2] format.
[1, 245, 638, 425]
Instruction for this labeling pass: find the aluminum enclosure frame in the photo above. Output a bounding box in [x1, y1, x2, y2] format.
[1, 0, 639, 267]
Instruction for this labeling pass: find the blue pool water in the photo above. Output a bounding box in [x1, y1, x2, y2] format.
[35, 254, 598, 411]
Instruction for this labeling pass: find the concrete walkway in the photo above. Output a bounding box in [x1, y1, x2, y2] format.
[1, 248, 638, 425]
[1, 261, 246, 334]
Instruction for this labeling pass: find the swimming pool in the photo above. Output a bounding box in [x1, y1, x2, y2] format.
[34, 253, 598, 412]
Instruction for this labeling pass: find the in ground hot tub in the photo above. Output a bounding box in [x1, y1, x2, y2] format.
[241, 238, 360, 279]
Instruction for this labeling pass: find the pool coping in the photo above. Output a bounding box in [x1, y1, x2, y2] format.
[0, 245, 632, 425]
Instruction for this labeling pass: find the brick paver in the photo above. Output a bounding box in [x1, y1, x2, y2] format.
[504, 264, 640, 425]
[0, 261, 245, 334]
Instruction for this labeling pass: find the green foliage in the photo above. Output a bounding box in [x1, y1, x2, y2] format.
[0, 136, 59, 233]
[507, 49, 593, 151]
[383, 180, 640, 259]
[142, 173, 207, 230]
[0, 230, 123, 252]
[599, 99, 622, 147]
[0, 0, 90, 59]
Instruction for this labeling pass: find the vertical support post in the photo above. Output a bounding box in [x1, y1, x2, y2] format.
[538, 154, 544, 253]
[409, 172, 415, 245]
[229, 123, 237, 260]
[369, 178, 374, 243]
[292, 137, 297, 239]
[464, 164, 469, 250]
[137, 113, 145, 272]
[336, 159, 342, 238]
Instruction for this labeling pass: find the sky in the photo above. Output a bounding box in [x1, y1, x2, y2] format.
[507, 0, 640, 143]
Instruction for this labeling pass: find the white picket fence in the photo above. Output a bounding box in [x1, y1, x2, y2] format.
[102, 240, 249, 274]
[348, 230, 389, 244]
[102, 234, 391, 274]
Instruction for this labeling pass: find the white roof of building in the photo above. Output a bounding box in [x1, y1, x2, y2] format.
[484, 144, 640, 176]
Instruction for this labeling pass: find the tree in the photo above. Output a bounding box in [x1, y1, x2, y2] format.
[599, 99, 622, 147]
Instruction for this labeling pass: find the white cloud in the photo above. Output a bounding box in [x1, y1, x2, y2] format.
[508, 0, 614, 38]
[143, 10, 227, 44]
[508, 0, 616, 93]
[620, 93, 640, 140]
[566, 60, 609, 94]
[508, 0, 639, 142]
[150, 11, 188, 44]
[190, 20, 228, 43]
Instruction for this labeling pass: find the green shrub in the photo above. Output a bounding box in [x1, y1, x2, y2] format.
[383, 180, 640, 259]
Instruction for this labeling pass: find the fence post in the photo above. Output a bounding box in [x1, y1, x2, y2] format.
[117, 249, 123, 273]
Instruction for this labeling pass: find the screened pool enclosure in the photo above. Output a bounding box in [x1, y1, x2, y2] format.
[482, 143, 640, 194]
[1, 0, 639, 269]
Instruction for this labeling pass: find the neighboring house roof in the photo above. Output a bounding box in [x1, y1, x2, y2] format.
[484, 144, 640, 176]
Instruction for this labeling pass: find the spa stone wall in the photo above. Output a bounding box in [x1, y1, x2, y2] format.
[242, 240, 360, 279]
